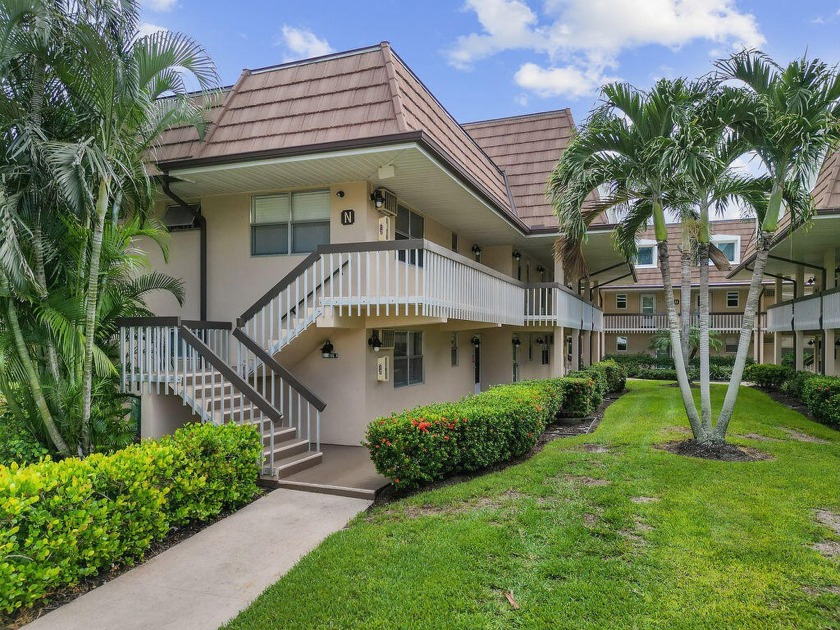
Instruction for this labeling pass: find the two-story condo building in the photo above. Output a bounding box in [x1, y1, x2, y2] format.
[123, 43, 631, 490]
[599, 219, 775, 361]
[729, 152, 840, 376]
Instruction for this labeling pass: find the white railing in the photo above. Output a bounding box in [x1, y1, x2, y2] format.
[824, 289, 840, 328]
[118, 318, 302, 476]
[524, 284, 604, 331]
[603, 313, 668, 332]
[603, 312, 743, 332]
[239, 240, 528, 357]
[766, 288, 840, 332]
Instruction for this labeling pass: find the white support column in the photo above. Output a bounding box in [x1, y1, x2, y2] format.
[795, 331, 805, 371]
[773, 277, 783, 365]
[825, 329, 837, 376]
[795, 267, 805, 298]
[552, 326, 565, 377]
[570, 331, 580, 372]
[581, 330, 592, 367]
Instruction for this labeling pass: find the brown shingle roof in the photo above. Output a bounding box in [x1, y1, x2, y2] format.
[813, 151, 840, 210]
[463, 110, 573, 228]
[153, 43, 512, 216]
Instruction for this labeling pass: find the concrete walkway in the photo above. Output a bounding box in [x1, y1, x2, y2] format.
[25, 490, 371, 630]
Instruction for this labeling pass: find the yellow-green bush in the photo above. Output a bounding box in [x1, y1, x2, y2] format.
[0, 422, 261, 615]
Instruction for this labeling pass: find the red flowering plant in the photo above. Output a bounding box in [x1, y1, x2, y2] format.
[801, 376, 840, 427]
[363, 378, 565, 490]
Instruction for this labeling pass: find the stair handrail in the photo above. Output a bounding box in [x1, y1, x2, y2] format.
[233, 327, 327, 412]
[178, 325, 283, 424]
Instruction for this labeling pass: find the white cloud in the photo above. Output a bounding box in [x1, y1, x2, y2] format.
[137, 22, 167, 39]
[276, 26, 334, 62]
[449, 0, 765, 100]
[144, 0, 177, 12]
[515, 62, 614, 98]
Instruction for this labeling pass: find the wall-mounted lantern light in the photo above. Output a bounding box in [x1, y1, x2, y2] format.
[471, 335, 481, 346]
[471, 244, 482, 259]
[336, 190, 345, 198]
[321, 340, 337, 358]
[370, 188, 385, 209]
[808, 338, 815, 346]
[512, 335, 521, 347]
[367, 330, 382, 352]
[535, 336, 545, 346]
[807, 277, 815, 285]
[512, 250, 522, 261]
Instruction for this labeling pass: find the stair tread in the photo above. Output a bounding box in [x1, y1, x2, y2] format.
[275, 450, 322, 469]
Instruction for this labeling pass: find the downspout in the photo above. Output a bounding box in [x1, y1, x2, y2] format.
[161, 177, 208, 321]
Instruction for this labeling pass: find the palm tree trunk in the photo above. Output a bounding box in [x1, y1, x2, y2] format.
[698, 242, 713, 433]
[4, 291, 70, 455]
[80, 176, 110, 454]
[680, 247, 692, 365]
[658, 239, 705, 439]
[33, 226, 63, 386]
[714, 230, 772, 439]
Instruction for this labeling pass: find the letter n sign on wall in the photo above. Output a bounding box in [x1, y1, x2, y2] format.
[340, 209, 355, 226]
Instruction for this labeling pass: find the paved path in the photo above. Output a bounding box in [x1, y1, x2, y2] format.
[25, 489, 371, 630]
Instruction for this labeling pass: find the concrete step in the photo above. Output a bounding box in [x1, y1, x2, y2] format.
[262, 426, 297, 445]
[272, 479, 376, 501]
[271, 450, 323, 479]
[264, 438, 309, 460]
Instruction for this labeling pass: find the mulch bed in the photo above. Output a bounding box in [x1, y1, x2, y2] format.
[5, 488, 268, 629]
[657, 439, 773, 462]
[372, 390, 625, 507]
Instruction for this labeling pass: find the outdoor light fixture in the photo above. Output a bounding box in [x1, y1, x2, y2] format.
[336, 190, 345, 198]
[367, 330, 382, 352]
[370, 188, 385, 209]
[512, 250, 522, 260]
[535, 336, 545, 345]
[807, 277, 815, 285]
[512, 336, 521, 347]
[471, 336, 481, 346]
[320, 340, 337, 358]
[471, 244, 482, 258]
[808, 339, 815, 346]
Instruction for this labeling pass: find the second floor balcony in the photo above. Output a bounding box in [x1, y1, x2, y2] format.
[766, 288, 840, 332]
[604, 312, 745, 333]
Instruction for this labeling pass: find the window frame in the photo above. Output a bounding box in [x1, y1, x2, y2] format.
[616, 293, 628, 309]
[616, 336, 628, 352]
[250, 190, 331, 257]
[634, 241, 658, 268]
[711, 235, 741, 265]
[395, 204, 425, 266]
[726, 290, 740, 308]
[725, 337, 738, 353]
[393, 330, 424, 388]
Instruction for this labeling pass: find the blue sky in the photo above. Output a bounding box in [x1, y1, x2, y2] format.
[141, 1, 840, 126]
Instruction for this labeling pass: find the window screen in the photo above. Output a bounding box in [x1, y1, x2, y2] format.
[394, 331, 423, 388]
[251, 191, 329, 255]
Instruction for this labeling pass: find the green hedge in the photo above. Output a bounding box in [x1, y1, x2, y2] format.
[0, 423, 261, 615]
[743, 363, 792, 390]
[781, 370, 819, 399]
[801, 377, 840, 427]
[603, 353, 751, 380]
[365, 362, 623, 490]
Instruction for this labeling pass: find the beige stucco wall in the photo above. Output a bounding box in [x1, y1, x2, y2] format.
[139, 391, 194, 439]
[141, 228, 201, 319]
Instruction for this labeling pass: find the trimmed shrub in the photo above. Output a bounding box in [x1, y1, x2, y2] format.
[604, 353, 750, 380]
[743, 363, 792, 390]
[364, 379, 563, 491]
[0, 423, 261, 615]
[0, 408, 49, 467]
[781, 370, 818, 399]
[597, 359, 627, 393]
[557, 377, 600, 418]
[801, 376, 840, 427]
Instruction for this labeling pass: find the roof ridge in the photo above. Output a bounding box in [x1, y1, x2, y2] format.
[194, 69, 251, 159]
[246, 44, 384, 75]
[379, 42, 408, 132]
[463, 108, 572, 127]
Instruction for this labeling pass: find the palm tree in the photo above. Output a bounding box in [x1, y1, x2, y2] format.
[43, 1, 218, 453]
[549, 78, 708, 438]
[648, 327, 723, 361]
[712, 51, 840, 439]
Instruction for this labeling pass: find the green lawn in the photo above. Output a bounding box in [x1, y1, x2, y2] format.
[227, 381, 840, 629]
